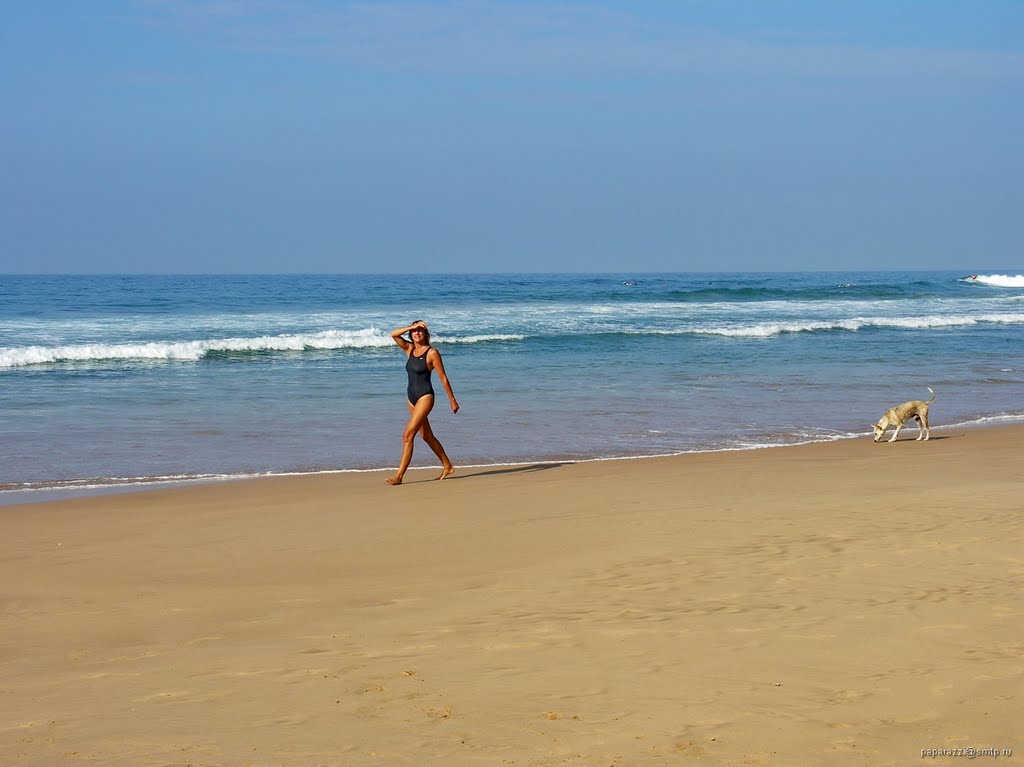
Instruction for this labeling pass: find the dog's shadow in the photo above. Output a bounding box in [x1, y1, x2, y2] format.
[888, 434, 959, 443]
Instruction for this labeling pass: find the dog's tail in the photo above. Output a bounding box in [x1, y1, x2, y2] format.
[926, 387, 935, 403]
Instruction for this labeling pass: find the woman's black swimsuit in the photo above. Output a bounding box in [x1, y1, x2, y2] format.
[406, 347, 435, 405]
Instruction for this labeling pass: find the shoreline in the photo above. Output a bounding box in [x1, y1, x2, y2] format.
[1, 418, 1020, 765]
[3, 413, 1023, 507]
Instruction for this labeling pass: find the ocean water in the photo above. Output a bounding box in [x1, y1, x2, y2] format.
[2, 271, 1022, 501]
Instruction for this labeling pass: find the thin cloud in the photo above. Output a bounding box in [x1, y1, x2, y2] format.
[128, 0, 1024, 80]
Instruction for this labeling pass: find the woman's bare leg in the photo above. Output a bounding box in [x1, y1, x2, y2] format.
[386, 396, 435, 485]
[418, 417, 455, 480]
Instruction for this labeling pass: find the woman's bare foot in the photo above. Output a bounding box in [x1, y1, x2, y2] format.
[385, 476, 403, 485]
[436, 466, 455, 481]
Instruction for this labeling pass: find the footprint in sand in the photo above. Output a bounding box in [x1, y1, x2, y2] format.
[184, 635, 225, 646]
[421, 705, 454, 720]
[134, 690, 192, 702]
[673, 740, 707, 757]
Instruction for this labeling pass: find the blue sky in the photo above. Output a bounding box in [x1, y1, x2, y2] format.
[1, 1, 1021, 273]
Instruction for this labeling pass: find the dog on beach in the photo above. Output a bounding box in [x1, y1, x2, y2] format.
[872, 388, 935, 443]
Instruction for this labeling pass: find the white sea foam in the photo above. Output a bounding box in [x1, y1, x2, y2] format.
[448, 333, 525, 344]
[954, 412, 1024, 427]
[0, 330, 525, 368]
[963, 274, 1024, 287]
[3, 308, 1020, 364]
[695, 313, 1024, 338]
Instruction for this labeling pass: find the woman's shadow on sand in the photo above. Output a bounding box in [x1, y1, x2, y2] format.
[449, 463, 565, 479]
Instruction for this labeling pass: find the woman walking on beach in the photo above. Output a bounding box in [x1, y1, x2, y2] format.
[387, 321, 459, 485]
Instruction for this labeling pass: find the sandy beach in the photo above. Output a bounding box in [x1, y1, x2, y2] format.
[1, 424, 1021, 766]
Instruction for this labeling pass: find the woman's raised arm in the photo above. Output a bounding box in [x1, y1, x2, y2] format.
[390, 323, 420, 351]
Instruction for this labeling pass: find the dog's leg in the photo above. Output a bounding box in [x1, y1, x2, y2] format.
[889, 422, 903, 442]
[920, 414, 930, 441]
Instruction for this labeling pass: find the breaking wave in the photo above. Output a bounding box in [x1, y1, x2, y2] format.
[962, 274, 1024, 288]
[0, 330, 525, 368]
[680, 313, 1024, 338]
[4, 309, 1023, 367]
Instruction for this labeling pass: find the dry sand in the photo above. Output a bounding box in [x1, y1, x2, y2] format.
[1, 425, 1021, 766]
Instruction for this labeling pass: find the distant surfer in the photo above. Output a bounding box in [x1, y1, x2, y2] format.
[386, 321, 459, 485]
